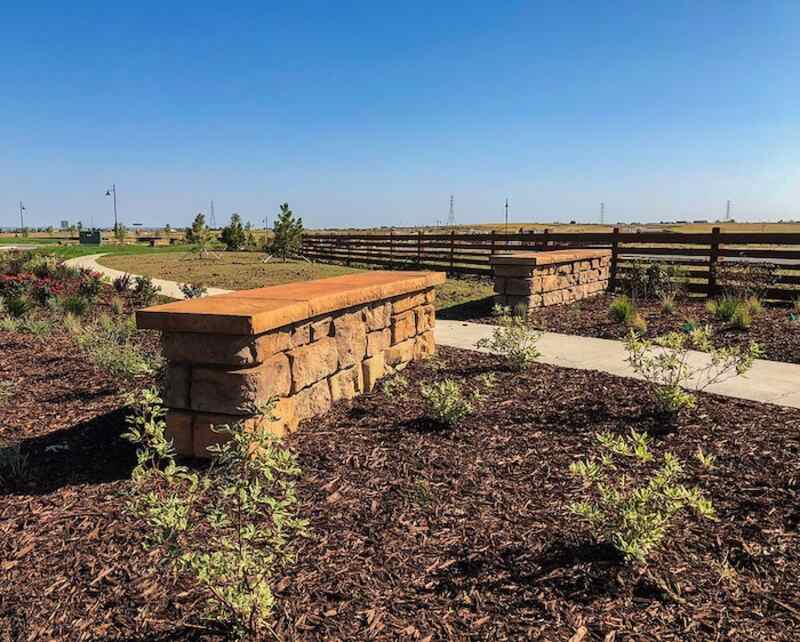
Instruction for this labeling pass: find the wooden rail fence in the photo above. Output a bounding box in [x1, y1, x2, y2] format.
[302, 227, 800, 301]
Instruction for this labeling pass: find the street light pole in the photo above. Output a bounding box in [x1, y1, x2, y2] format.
[106, 184, 118, 233]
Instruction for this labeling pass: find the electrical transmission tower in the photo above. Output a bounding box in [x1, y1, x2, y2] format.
[209, 200, 217, 228]
[447, 195, 455, 227]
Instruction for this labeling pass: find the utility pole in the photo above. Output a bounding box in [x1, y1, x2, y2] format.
[726, 200, 731, 222]
[209, 200, 216, 228]
[105, 184, 118, 233]
[19, 201, 25, 234]
[600, 202, 605, 226]
[504, 198, 509, 234]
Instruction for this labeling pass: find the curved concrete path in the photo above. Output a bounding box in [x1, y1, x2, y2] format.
[435, 319, 800, 410]
[64, 254, 800, 410]
[64, 253, 232, 300]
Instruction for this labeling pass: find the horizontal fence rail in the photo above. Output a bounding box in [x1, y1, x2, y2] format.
[301, 227, 800, 301]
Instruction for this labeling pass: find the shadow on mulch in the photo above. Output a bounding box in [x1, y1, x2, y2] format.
[2, 407, 137, 497]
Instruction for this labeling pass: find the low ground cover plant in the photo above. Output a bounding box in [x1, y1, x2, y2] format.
[609, 295, 647, 333]
[476, 306, 541, 369]
[179, 282, 208, 299]
[123, 389, 308, 638]
[625, 326, 762, 415]
[569, 429, 715, 563]
[132, 275, 161, 307]
[420, 378, 477, 426]
[70, 314, 158, 378]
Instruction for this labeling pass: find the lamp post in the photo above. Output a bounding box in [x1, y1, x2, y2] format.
[105, 184, 118, 233]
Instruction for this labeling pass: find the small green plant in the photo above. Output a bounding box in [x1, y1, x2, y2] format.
[694, 448, 716, 470]
[569, 429, 715, 564]
[61, 295, 90, 317]
[0, 316, 19, 333]
[793, 298, 800, 315]
[476, 311, 541, 370]
[660, 293, 677, 315]
[628, 312, 647, 334]
[478, 372, 497, 389]
[730, 304, 752, 330]
[179, 282, 208, 299]
[0, 442, 29, 485]
[625, 326, 762, 415]
[381, 373, 409, 398]
[109, 296, 125, 316]
[72, 314, 158, 378]
[0, 380, 13, 405]
[20, 316, 52, 338]
[706, 295, 740, 322]
[112, 273, 132, 293]
[420, 378, 476, 426]
[5, 295, 31, 318]
[609, 295, 636, 324]
[744, 296, 763, 317]
[123, 389, 308, 638]
[132, 276, 161, 307]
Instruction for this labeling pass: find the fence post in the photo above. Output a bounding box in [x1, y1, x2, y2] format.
[346, 236, 351, 266]
[417, 230, 422, 266]
[608, 227, 620, 292]
[543, 227, 551, 249]
[490, 230, 496, 256]
[449, 230, 455, 271]
[389, 228, 394, 269]
[708, 226, 721, 298]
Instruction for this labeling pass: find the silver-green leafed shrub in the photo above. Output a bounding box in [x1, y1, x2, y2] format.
[123, 389, 308, 639]
[625, 326, 762, 414]
[476, 310, 541, 370]
[71, 313, 158, 378]
[569, 429, 715, 563]
[420, 378, 476, 426]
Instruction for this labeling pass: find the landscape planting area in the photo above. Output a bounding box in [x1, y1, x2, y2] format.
[1, 249, 799, 640]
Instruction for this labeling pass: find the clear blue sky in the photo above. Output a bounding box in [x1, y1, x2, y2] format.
[1, 1, 798, 230]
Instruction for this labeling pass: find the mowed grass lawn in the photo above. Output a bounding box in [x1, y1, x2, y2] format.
[97, 251, 495, 314]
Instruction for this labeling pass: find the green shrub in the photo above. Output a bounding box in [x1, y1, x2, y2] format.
[25, 254, 59, 278]
[61, 295, 90, 317]
[475, 311, 541, 370]
[179, 282, 208, 299]
[381, 373, 409, 398]
[20, 316, 52, 337]
[706, 296, 740, 322]
[744, 296, 763, 317]
[569, 429, 715, 563]
[109, 296, 125, 316]
[132, 275, 161, 307]
[420, 378, 475, 426]
[78, 270, 103, 302]
[730, 304, 752, 330]
[72, 314, 158, 378]
[123, 389, 308, 638]
[112, 273, 132, 293]
[609, 295, 636, 324]
[0, 316, 19, 333]
[5, 295, 32, 319]
[625, 326, 762, 415]
[660, 293, 677, 315]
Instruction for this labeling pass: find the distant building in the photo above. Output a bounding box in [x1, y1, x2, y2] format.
[60, 220, 69, 229]
[79, 229, 102, 245]
[693, 219, 709, 224]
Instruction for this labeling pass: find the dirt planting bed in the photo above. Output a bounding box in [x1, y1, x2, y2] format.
[470, 293, 800, 365]
[2, 334, 799, 640]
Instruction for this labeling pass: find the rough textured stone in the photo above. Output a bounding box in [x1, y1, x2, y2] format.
[386, 338, 415, 366]
[392, 292, 427, 314]
[366, 328, 391, 357]
[165, 410, 193, 455]
[288, 337, 338, 392]
[191, 353, 291, 415]
[291, 322, 311, 347]
[329, 366, 362, 402]
[414, 331, 436, 360]
[364, 302, 391, 331]
[164, 364, 190, 409]
[333, 311, 368, 368]
[310, 317, 332, 341]
[424, 288, 436, 304]
[362, 353, 385, 391]
[415, 305, 435, 333]
[294, 379, 332, 421]
[391, 311, 416, 344]
[162, 330, 290, 366]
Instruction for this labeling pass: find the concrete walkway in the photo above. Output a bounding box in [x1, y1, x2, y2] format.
[65, 254, 799, 410]
[64, 254, 233, 300]
[435, 319, 800, 410]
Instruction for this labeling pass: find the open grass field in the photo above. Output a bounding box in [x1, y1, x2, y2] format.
[98, 251, 496, 312]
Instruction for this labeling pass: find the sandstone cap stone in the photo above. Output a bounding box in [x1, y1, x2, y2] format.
[137, 271, 446, 335]
[490, 249, 611, 267]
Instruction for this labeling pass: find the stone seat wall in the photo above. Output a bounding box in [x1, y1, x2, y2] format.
[490, 249, 611, 315]
[136, 271, 445, 457]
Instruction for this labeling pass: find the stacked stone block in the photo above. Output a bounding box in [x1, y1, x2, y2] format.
[159, 288, 437, 457]
[491, 250, 611, 315]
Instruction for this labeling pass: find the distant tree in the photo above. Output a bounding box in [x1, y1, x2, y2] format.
[164, 223, 172, 236]
[221, 213, 246, 251]
[46, 226, 54, 235]
[185, 212, 218, 259]
[114, 223, 127, 242]
[244, 222, 258, 250]
[77, 221, 83, 232]
[268, 203, 304, 262]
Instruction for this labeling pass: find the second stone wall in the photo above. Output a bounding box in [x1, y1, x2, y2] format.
[163, 288, 437, 457]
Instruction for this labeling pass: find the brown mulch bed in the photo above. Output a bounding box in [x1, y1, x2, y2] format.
[469, 293, 800, 365]
[2, 336, 799, 640]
